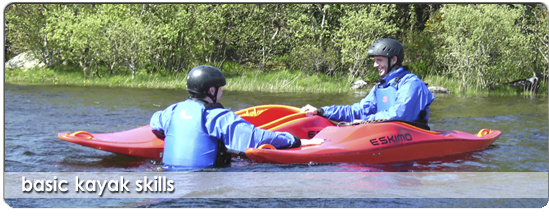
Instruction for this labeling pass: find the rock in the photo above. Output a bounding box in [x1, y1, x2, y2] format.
[428, 86, 451, 94]
[5, 51, 46, 70]
[351, 80, 368, 89]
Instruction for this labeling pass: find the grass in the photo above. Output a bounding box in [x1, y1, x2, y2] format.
[4, 65, 359, 93]
[224, 69, 351, 93]
[422, 73, 548, 96]
[5, 65, 548, 96]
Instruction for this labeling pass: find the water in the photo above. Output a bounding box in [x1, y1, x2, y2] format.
[3, 84, 548, 207]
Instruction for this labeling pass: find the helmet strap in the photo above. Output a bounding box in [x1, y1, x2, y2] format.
[207, 87, 220, 103]
[387, 57, 392, 75]
[386, 56, 400, 77]
[212, 87, 219, 103]
[380, 57, 392, 79]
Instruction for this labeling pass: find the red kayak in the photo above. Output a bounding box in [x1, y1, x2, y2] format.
[245, 121, 501, 164]
[59, 104, 501, 164]
[58, 105, 334, 159]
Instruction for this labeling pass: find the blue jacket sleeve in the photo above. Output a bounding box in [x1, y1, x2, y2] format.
[204, 109, 297, 152]
[320, 75, 434, 122]
[320, 89, 377, 122]
[150, 103, 177, 131]
[366, 77, 433, 122]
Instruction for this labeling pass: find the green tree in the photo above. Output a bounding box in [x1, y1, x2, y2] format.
[429, 4, 531, 92]
[286, 4, 341, 75]
[43, 4, 105, 77]
[112, 4, 160, 79]
[336, 4, 399, 78]
[221, 4, 291, 70]
[519, 4, 549, 79]
[146, 4, 192, 73]
[5, 4, 51, 64]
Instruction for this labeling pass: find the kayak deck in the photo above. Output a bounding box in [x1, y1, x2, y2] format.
[245, 122, 501, 164]
[58, 125, 164, 159]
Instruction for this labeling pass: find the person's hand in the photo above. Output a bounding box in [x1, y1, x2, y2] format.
[300, 138, 324, 146]
[300, 104, 318, 115]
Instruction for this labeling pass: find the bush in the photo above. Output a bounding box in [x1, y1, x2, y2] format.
[429, 4, 530, 92]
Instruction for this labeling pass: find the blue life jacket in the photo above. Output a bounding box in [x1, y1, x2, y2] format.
[374, 72, 430, 124]
[154, 99, 223, 167]
[375, 82, 397, 113]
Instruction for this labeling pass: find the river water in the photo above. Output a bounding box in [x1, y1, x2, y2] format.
[3, 83, 548, 208]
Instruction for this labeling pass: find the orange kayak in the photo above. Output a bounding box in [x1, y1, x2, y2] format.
[245, 121, 501, 164]
[58, 105, 334, 159]
[59, 104, 501, 164]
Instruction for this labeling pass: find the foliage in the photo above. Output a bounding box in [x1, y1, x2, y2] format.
[428, 4, 538, 93]
[402, 30, 438, 79]
[5, 3, 548, 95]
[519, 4, 549, 78]
[5, 4, 49, 63]
[336, 4, 398, 78]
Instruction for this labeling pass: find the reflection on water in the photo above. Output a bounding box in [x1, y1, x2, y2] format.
[4, 84, 548, 207]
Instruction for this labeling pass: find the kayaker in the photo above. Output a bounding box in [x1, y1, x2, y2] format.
[301, 38, 435, 125]
[150, 65, 302, 167]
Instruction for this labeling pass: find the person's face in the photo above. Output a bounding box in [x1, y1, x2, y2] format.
[373, 56, 397, 77]
[373, 56, 389, 77]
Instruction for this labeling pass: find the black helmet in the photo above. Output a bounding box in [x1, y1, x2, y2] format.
[187, 65, 226, 103]
[368, 38, 404, 68]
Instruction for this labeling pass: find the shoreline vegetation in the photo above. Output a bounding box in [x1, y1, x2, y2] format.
[5, 4, 548, 97]
[5, 65, 547, 96]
